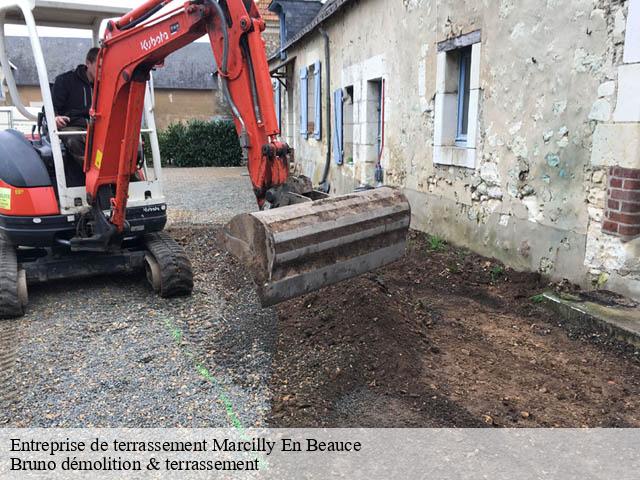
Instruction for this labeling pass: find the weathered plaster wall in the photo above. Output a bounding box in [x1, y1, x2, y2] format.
[278, 0, 638, 299]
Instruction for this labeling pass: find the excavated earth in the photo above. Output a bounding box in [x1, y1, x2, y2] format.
[2, 168, 639, 428]
[269, 230, 640, 427]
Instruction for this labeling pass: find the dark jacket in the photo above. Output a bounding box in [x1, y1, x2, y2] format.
[52, 65, 93, 128]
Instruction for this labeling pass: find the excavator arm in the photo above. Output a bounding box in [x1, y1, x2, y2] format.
[76, 0, 411, 306]
[80, 0, 288, 248]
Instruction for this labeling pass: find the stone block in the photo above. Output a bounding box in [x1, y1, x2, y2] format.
[624, 0, 640, 63]
[589, 99, 612, 121]
[466, 89, 480, 149]
[470, 43, 482, 90]
[613, 64, 640, 122]
[480, 162, 500, 185]
[433, 93, 458, 148]
[591, 123, 640, 169]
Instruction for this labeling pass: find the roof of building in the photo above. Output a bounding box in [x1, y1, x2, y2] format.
[268, 0, 356, 60]
[6, 36, 218, 90]
[287, 0, 355, 47]
[268, 0, 323, 42]
[2, 1, 129, 30]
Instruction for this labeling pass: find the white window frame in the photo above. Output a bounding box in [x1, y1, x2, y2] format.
[434, 33, 481, 169]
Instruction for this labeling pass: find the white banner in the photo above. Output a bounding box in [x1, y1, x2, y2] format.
[1, 428, 639, 479]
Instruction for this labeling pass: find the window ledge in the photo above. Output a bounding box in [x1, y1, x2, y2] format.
[434, 145, 477, 169]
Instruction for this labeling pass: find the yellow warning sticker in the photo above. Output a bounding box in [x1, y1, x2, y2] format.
[95, 150, 103, 170]
[0, 187, 11, 210]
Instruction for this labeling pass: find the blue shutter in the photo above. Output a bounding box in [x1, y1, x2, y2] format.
[333, 89, 343, 165]
[313, 60, 322, 140]
[300, 67, 308, 139]
[274, 81, 281, 131]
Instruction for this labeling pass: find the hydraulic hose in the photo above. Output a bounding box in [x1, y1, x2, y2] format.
[119, 2, 167, 31]
[206, 0, 245, 131]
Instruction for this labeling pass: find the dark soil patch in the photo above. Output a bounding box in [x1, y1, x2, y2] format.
[268, 230, 640, 427]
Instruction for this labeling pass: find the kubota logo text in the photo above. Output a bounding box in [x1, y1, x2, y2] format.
[140, 31, 169, 51]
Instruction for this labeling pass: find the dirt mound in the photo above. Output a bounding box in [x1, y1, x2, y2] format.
[268, 231, 640, 427]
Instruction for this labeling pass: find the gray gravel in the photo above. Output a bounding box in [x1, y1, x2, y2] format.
[0, 167, 278, 427]
[163, 167, 258, 226]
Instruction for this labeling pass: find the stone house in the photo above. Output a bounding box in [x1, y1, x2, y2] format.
[268, 0, 640, 301]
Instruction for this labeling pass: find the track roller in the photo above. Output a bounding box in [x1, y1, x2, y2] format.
[143, 232, 194, 298]
[0, 234, 28, 319]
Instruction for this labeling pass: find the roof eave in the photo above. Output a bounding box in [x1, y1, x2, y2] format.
[279, 0, 355, 54]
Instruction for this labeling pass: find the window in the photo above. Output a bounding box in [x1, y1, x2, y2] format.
[300, 61, 321, 140]
[433, 31, 481, 168]
[456, 47, 472, 146]
[333, 85, 354, 165]
[367, 79, 384, 160]
[307, 63, 316, 134]
[343, 86, 354, 164]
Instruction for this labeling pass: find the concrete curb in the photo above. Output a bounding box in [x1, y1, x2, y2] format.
[543, 292, 640, 349]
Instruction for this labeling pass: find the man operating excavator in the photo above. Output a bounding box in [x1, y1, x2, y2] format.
[52, 47, 99, 167]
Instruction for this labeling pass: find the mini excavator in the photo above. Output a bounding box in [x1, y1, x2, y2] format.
[0, 0, 411, 317]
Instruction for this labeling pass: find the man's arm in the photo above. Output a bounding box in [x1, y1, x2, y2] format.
[52, 74, 70, 129]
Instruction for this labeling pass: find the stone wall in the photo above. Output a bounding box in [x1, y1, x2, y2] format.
[584, 0, 640, 299]
[275, 0, 640, 300]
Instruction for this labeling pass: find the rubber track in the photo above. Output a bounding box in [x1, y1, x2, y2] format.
[0, 320, 18, 404]
[144, 231, 194, 298]
[0, 234, 23, 319]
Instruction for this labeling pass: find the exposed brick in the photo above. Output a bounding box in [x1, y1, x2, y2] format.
[624, 179, 640, 190]
[609, 177, 623, 188]
[608, 199, 620, 210]
[610, 188, 640, 202]
[610, 166, 640, 179]
[621, 201, 640, 213]
[255, 0, 279, 22]
[603, 220, 619, 234]
[618, 225, 640, 237]
[607, 211, 640, 225]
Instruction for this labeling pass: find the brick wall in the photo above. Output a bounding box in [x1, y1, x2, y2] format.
[604, 167, 640, 239]
[255, 0, 279, 22]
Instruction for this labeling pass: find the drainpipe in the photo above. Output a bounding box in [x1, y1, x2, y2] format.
[318, 26, 331, 193]
[375, 79, 385, 186]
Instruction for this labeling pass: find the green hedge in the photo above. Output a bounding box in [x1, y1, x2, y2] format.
[144, 119, 243, 167]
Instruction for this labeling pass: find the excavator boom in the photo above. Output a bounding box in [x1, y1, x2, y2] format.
[79, 0, 410, 305]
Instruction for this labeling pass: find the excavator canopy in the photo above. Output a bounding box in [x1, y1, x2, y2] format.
[222, 187, 411, 306]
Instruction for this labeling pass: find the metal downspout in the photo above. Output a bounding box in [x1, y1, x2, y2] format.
[319, 27, 331, 193]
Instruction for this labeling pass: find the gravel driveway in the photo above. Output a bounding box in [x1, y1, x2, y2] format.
[0, 167, 277, 428]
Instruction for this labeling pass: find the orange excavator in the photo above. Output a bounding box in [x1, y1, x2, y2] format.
[0, 0, 410, 317]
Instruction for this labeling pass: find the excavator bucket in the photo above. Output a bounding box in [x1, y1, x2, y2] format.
[222, 187, 411, 306]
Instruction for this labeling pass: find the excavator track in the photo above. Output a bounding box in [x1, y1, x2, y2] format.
[143, 232, 194, 298]
[0, 234, 27, 319]
[0, 319, 19, 404]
